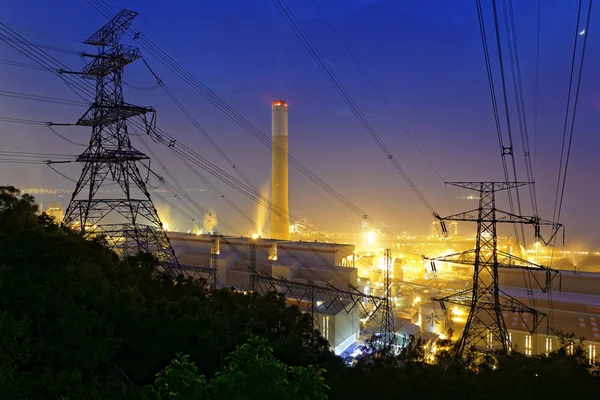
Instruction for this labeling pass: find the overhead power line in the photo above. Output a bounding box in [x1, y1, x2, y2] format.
[1, 22, 84, 44]
[5, 37, 83, 55]
[533, 0, 542, 180]
[272, 0, 437, 215]
[137, 135, 250, 236]
[140, 57, 260, 196]
[0, 18, 338, 251]
[0, 57, 47, 70]
[0, 116, 47, 125]
[0, 89, 87, 107]
[1, 5, 381, 297]
[503, 0, 539, 217]
[86, 0, 398, 238]
[310, 0, 448, 185]
[553, 0, 593, 227]
[475, 0, 525, 249]
[123, 81, 161, 91]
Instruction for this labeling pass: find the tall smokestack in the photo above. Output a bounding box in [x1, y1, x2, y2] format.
[271, 100, 290, 240]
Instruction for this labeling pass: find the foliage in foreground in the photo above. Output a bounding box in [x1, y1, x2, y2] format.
[0, 186, 337, 399]
[1, 185, 600, 399]
[143, 335, 328, 400]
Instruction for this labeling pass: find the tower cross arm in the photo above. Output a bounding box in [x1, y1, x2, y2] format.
[76, 103, 154, 126]
[446, 181, 530, 192]
[255, 275, 385, 303]
[431, 289, 473, 307]
[434, 291, 545, 317]
[423, 249, 477, 266]
[424, 249, 557, 272]
[84, 9, 138, 46]
[495, 210, 561, 226]
[435, 209, 480, 222]
[435, 209, 560, 226]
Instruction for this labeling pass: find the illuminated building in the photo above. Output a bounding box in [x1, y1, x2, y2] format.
[450, 221, 458, 237]
[168, 232, 358, 354]
[316, 302, 360, 355]
[45, 202, 64, 223]
[271, 100, 290, 240]
[430, 220, 439, 238]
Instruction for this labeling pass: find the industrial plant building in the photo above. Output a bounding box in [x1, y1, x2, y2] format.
[408, 266, 600, 362]
[169, 232, 360, 355]
[165, 99, 600, 361]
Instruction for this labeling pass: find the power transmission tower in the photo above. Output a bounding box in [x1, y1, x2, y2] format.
[380, 248, 396, 351]
[248, 238, 257, 291]
[210, 234, 219, 290]
[62, 10, 180, 275]
[426, 182, 559, 358]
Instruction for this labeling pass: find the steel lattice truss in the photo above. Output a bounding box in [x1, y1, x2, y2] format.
[253, 274, 386, 318]
[178, 264, 217, 289]
[379, 249, 396, 350]
[426, 182, 559, 357]
[169, 234, 392, 347]
[62, 9, 180, 275]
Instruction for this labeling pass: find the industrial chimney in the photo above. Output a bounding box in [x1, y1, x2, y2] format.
[271, 100, 290, 240]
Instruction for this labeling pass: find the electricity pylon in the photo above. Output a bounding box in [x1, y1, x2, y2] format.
[248, 238, 257, 291]
[62, 10, 180, 275]
[380, 248, 396, 351]
[426, 182, 559, 357]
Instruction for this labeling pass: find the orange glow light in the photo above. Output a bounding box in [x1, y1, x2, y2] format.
[272, 100, 287, 107]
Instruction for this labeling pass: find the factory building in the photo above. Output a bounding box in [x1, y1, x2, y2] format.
[500, 267, 600, 361]
[168, 227, 600, 362]
[165, 100, 361, 355]
[169, 232, 359, 354]
[316, 301, 361, 355]
[44, 202, 64, 223]
[432, 267, 600, 361]
[283, 298, 361, 356]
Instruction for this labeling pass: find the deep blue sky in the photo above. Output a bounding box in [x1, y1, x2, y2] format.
[1, 0, 599, 247]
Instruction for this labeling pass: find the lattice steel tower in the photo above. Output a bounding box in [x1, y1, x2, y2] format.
[426, 182, 559, 357]
[380, 248, 396, 351]
[62, 10, 180, 274]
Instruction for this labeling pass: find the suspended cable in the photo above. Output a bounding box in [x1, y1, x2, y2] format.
[4, 37, 84, 55]
[504, 0, 539, 217]
[548, 0, 593, 330]
[311, 0, 451, 212]
[140, 57, 260, 195]
[552, 0, 592, 226]
[0, 24, 92, 102]
[2, 6, 368, 251]
[46, 163, 78, 183]
[0, 159, 50, 164]
[137, 135, 250, 235]
[0, 116, 47, 125]
[491, 0, 527, 248]
[123, 81, 161, 91]
[272, 0, 437, 215]
[152, 178, 353, 293]
[0, 57, 47, 71]
[46, 123, 87, 146]
[475, 0, 523, 249]
[533, 0, 542, 180]
[85, 0, 397, 238]
[0, 150, 75, 158]
[1, 22, 84, 44]
[142, 139, 351, 284]
[3, 8, 362, 289]
[501, 1, 540, 313]
[0, 89, 87, 107]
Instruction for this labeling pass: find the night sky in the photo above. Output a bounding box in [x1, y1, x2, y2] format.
[1, 0, 599, 247]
